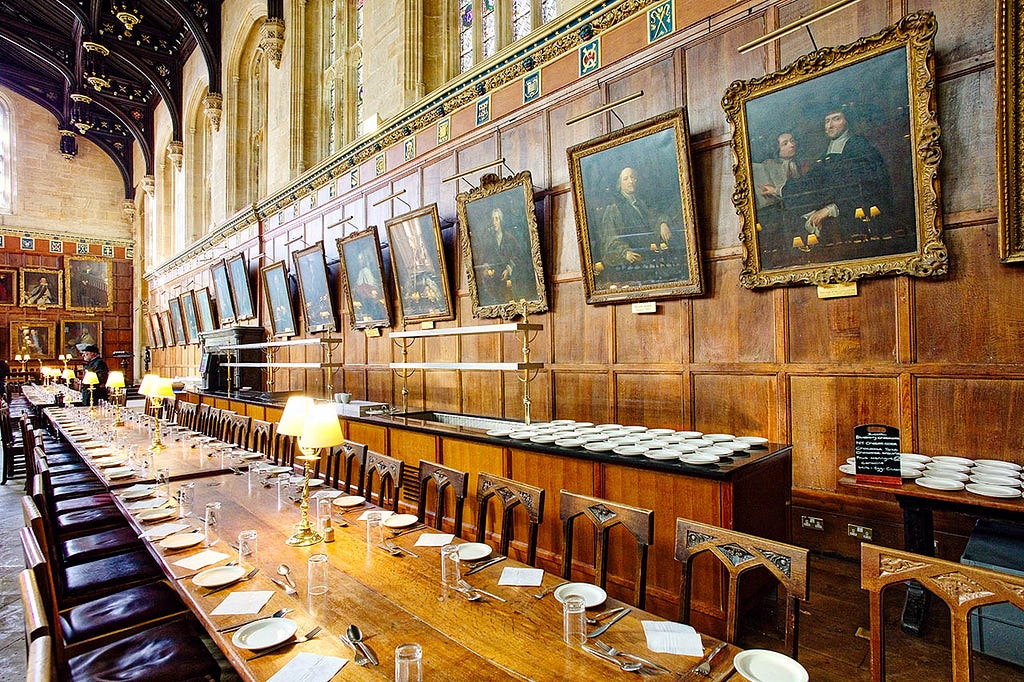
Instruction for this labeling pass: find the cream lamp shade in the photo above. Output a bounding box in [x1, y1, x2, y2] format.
[14, 354, 21, 362]
[277, 396, 315, 437]
[106, 371, 125, 389]
[23, 354, 30, 361]
[138, 373, 159, 396]
[150, 378, 175, 399]
[297, 403, 344, 450]
[82, 371, 99, 385]
[62, 368, 76, 381]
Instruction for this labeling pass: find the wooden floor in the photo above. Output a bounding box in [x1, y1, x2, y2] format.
[2, 469, 1023, 680]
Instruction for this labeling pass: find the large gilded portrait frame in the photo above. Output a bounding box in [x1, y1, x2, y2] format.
[567, 108, 703, 304]
[11, 320, 56, 358]
[65, 256, 113, 312]
[292, 242, 338, 334]
[997, 1, 1023, 262]
[456, 170, 548, 319]
[384, 204, 455, 326]
[336, 228, 392, 331]
[722, 12, 946, 288]
[20, 267, 63, 309]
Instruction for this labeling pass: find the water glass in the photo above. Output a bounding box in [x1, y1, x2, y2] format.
[155, 467, 170, 501]
[203, 502, 220, 547]
[562, 595, 586, 646]
[237, 529, 258, 567]
[439, 544, 461, 601]
[394, 643, 423, 682]
[307, 553, 329, 595]
[138, 450, 153, 478]
[176, 482, 195, 518]
[276, 473, 291, 507]
[365, 512, 383, 546]
[317, 497, 333, 534]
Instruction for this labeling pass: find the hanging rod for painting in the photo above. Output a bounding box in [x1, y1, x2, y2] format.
[565, 91, 644, 126]
[737, 0, 862, 54]
[442, 158, 510, 183]
[371, 189, 411, 210]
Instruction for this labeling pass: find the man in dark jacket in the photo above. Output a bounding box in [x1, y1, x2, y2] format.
[78, 344, 109, 404]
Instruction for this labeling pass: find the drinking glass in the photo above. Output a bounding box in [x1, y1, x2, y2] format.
[307, 553, 329, 595]
[317, 497, 333, 534]
[439, 544, 461, 601]
[155, 467, 170, 501]
[176, 482, 195, 518]
[138, 450, 153, 478]
[237, 529, 258, 567]
[394, 643, 423, 682]
[203, 502, 220, 546]
[562, 595, 586, 646]
[276, 473, 291, 507]
[365, 511, 383, 546]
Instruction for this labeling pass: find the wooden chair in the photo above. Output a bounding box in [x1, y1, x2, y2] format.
[194, 404, 211, 434]
[173, 401, 197, 431]
[221, 412, 251, 447]
[26, 635, 54, 682]
[324, 441, 367, 494]
[862, 542, 1024, 682]
[476, 473, 545, 566]
[675, 518, 809, 658]
[249, 418, 274, 457]
[363, 451, 405, 511]
[20, 568, 50, 642]
[416, 461, 469, 538]
[560, 491, 654, 608]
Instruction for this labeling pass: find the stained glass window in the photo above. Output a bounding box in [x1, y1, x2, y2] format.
[459, 2, 473, 72]
[541, 0, 556, 23]
[0, 99, 10, 213]
[458, 1, 560, 74]
[512, 0, 531, 41]
[481, 1, 496, 58]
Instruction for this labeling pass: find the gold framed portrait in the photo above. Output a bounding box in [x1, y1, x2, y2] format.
[65, 256, 113, 312]
[20, 267, 62, 309]
[997, 1, 1023, 262]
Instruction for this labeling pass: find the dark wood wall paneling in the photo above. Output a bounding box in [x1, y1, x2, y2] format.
[152, 0, 1013, 559]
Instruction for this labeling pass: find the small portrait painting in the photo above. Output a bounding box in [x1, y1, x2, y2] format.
[337, 228, 392, 330]
[567, 108, 703, 304]
[211, 260, 236, 325]
[0, 268, 17, 306]
[148, 314, 165, 348]
[180, 292, 200, 344]
[457, 171, 548, 319]
[20, 267, 63, 309]
[194, 288, 218, 333]
[384, 204, 455, 325]
[65, 256, 113, 312]
[11, 321, 55, 358]
[260, 261, 298, 338]
[60, 320, 102, 358]
[292, 242, 338, 333]
[168, 297, 188, 345]
[227, 254, 255, 320]
[723, 12, 945, 288]
[160, 311, 177, 346]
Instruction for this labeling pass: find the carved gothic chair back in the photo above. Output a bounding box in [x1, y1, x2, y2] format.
[475, 472, 545, 566]
[675, 517, 809, 658]
[560, 491, 654, 608]
[222, 412, 251, 448]
[173, 401, 198, 431]
[324, 441, 367, 494]
[363, 451, 405, 511]
[249, 419, 274, 458]
[862, 542, 1024, 682]
[416, 461, 469, 538]
[194, 404, 212, 435]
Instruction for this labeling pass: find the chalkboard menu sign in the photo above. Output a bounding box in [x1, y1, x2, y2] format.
[854, 424, 901, 485]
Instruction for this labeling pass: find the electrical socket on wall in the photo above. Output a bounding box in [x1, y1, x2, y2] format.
[848, 524, 873, 540]
[800, 516, 824, 531]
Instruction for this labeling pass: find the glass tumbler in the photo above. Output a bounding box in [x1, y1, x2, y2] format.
[176, 482, 195, 518]
[307, 553, 329, 595]
[317, 496, 333, 534]
[439, 544, 461, 601]
[365, 511, 383, 546]
[394, 643, 423, 682]
[203, 502, 220, 547]
[237, 529, 258, 567]
[562, 595, 586, 646]
[155, 467, 170, 501]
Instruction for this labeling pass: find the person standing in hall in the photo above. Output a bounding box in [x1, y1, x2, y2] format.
[77, 344, 109, 404]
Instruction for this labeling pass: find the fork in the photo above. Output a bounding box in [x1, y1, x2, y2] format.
[593, 640, 671, 673]
[204, 567, 258, 596]
[532, 581, 569, 599]
[245, 626, 321, 661]
[693, 640, 728, 677]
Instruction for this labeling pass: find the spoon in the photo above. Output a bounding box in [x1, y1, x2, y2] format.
[347, 624, 378, 665]
[278, 563, 296, 588]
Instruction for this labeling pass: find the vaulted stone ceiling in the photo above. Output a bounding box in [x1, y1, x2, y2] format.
[0, 0, 227, 197]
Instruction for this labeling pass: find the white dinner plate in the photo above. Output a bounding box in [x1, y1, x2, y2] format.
[646, 428, 675, 436]
[158, 531, 205, 550]
[239, 452, 263, 461]
[644, 449, 681, 461]
[973, 464, 1022, 478]
[900, 460, 927, 471]
[530, 434, 559, 444]
[965, 483, 1021, 499]
[120, 486, 156, 501]
[137, 507, 177, 522]
[681, 453, 721, 465]
[549, 420, 577, 426]
[925, 462, 971, 474]
[974, 459, 1022, 472]
[600, 430, 631, 439]
[231, 618, 298, 650]
[583, 442, 616, 452]
[675, 431, 704, 439]
[899, 453, 933, 465]
[613, 446, 647, 456]
[698, 446, 733, 457]
[718, 441, 751, 452]
[106, 467, 135, 480]
[509, 431, 538, 440]
[969, 474, 1021, 488]
[932, 456, 975, 467]
[306, 479, 324, 488]
[733, 649, 808, 682]
[685, 438, 715, 448]
[901, 469, 924, 479]
[736, 436, 769, 446]
[915, 477, 965, 491]
[923, 470, 969, 482]
[594, 424, 623, 431]
[572, 422, 594, 428]
[664, 443, 699, 454]
[703, 433, 735, 442]
[621, 426, 648, 433]
[555, 438, 585, 448]
[332, 495, 366, 508]
[839, 464, 856, 475]
[457, 542, 492, 561]
[383, 513, 419, 529]
[486, 428, 514, 437]
[554, 583, 607, 609]
[192, 564, 247, 588]
[264, 465, 292, 475]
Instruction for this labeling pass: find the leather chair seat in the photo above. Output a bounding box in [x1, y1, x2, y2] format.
[54, 493, 114, 514]
[50, 471, 99, 486]
[67, 620, 221, 681]
[46, 460, 87, 473]
[55, 506, 128, 534]
[50, 482, 107, 501]
[62, 526, 141, 564]
[62, 549, 161, 602]
[61, 582, 186, 644]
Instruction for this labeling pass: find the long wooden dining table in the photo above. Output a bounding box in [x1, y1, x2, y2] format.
[46, 406, 746, 681]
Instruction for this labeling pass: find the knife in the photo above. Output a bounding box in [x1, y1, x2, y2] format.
[340, 635, 369, 666]
[464, 555, 506, 575]
[356, 640, 378, 666]
[587, 607, 631, 638]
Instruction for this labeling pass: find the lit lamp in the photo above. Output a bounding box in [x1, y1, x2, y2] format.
[146, 377, 174, 451]
[278, 398, 344, 546]
[58, 354, 69, 371]
[21, 355, 30, 373]
[62, 368, 76, 385]
[106, 371, 126, 426]
[82, 371, 100, 414]
[14, 355, 22, 372]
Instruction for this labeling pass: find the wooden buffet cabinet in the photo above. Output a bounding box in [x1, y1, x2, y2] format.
[179, 392, 792, 637]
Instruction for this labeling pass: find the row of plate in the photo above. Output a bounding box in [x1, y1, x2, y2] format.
[840, 453, 1024, 499]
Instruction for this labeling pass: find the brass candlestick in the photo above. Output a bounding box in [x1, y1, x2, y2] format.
[286, 449, 324, 546]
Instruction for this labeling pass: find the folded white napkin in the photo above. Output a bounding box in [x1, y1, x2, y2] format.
[140, 522, 190, 539]
[414, 533, 455, 547]
[173, 549, 230, 570]
[357, 509, 394, 521]
[641, 620, 703, 656]
[210, 590, 274, 616]
[267, 653, 347, 682]
[119, 483, 153, 495]
[497, 567, 544, 586]
[127, 496, 170, 510]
